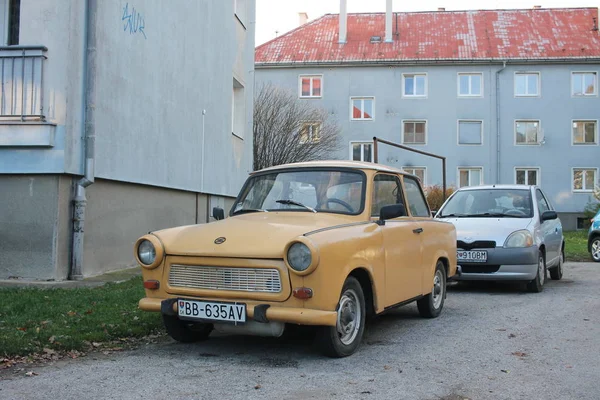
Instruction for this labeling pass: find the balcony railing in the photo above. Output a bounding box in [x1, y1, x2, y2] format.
[0, 46, 47, 121]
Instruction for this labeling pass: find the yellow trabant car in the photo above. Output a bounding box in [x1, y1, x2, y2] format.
[135, 161, 457, 357]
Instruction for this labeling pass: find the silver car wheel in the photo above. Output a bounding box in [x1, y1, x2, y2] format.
[336, 288, 361, 346]
[592, 239, 600, 262]
[537, 254, 545, 286]
[432, 269, 444, 310]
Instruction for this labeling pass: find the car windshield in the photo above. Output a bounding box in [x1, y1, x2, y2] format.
[232, 169, 365, 215]
[439, 188, 533, 218]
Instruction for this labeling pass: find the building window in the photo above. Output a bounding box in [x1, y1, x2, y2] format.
[458, 120, 483, 145]
[350, 142, 373, 162]
[299, 75, 322, 98]
[573, 168, 597, 192]
[350, 97, 374, 120]
[458, 167, 483, 187]
[515, 168, 539, 185]
[1, 0, 19, 45]
[572, 72, 597, 96]
[402, 121, 426, 144]
[458, 73, 482, 97]
[515, 120, 540, 145]
[402, 167, 426, 183]
[232, 79, 245, 138]
[577, 217, 592, 230]
[299, 122, 320, 144]
[572, 121, 597, 145]
[403, 73, 427, 97]
[515, 72, 540, 97]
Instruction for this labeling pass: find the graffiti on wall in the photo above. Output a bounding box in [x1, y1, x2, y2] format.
[122, 3, 147, 39]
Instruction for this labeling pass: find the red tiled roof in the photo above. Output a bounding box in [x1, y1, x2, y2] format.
[255, 8, 600, 64]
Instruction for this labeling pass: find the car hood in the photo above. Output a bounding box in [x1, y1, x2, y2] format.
[437, 217, 533, 246]
[151, 212, 359, 259]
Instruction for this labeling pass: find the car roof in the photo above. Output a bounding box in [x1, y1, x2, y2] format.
[253, 160, 411, 176]
[456, 184, 535, 191]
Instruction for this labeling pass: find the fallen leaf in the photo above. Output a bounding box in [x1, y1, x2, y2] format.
[25, 371, 38, 377]
[36, 327, 40, 334]
[501, 369, 510, 373]
[496, 328, 507, 331]
[43, 348, 56, 355]
[48, 336, 56, 343]
[17, 327, 27, 332]
[361, 391, 372, 394]
[508, 334, 517, 338]
[92, 342, 101, 348]
[254, 384, 261, 390]
[368, 378, 375, 382]
[512, 352, 527, 358]
[85, 310, 93, 315]
[566, 365, 573, 369]
[133, 316, 139, 321]
[383, 365, 391, 370]
[67, 311, 77, 317]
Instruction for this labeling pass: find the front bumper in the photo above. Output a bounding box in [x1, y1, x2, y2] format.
[455, 246, 538, 281]
[139, 297, 337, 326]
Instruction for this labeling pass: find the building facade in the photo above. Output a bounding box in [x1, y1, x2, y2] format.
[0, 0, 255, 280]
[255, 5, 600, 230]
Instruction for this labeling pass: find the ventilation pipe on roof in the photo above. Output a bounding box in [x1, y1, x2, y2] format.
[298, 12, 308, 26]
[438, 7, 446, 11]
[385, 0, 393, 42]
[339, 0, 347, 43]
[533, 5, 542, 9]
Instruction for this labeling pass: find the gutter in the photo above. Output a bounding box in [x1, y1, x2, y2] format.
[495, 61, 507, 184]
[70, 0, 96, 280]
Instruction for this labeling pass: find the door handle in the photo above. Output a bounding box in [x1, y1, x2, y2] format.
[413, 227, 423, 234]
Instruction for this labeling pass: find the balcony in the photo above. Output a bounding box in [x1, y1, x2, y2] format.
[0, 46, 47, 121]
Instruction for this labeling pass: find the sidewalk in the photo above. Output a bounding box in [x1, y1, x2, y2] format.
[0, 266, 142, 289]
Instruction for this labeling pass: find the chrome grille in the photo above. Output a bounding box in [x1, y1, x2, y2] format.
[168, 265, 282, 293]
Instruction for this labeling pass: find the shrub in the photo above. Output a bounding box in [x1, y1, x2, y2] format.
[424, 184, 455, 211]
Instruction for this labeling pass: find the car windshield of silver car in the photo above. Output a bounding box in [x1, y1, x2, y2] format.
[439, 189, 533, 218]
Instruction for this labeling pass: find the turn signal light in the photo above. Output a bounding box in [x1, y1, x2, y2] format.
[293, 287, 313, 299]
[143, 280, 160, 290]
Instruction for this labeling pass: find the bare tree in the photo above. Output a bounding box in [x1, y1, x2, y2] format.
[253, 83, 343, 171]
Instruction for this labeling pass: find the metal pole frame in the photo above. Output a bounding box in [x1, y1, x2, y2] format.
[373, 136, 448, 201]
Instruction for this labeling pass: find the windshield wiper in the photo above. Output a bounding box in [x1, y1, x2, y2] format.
[275, 199, 317, 213]
[438, 213, 467, 218]
[461, 212, 527, 218]
[232, 208, 269, 215]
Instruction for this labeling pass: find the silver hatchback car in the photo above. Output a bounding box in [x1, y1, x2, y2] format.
[436, 185, 564, 292]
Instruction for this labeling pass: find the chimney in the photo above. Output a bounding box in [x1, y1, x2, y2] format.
[438, 7, 446, 11]
[298, 12, 308, 26]
[339, 0, 347, 44]
[533, 5, 542, 9]
[385, 0, 393, 42]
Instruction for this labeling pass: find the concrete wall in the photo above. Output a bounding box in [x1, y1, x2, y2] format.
[255, 63, 600, 220]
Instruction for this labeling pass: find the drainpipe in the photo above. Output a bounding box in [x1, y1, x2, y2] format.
[495, 61, 507, 184]
[70, 0, 96, 280]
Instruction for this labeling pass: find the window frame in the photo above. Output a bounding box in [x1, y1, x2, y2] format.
[401, 166, 427, 185]
[402, 73, 428, 98]
[299, 122, 321, 144]
[371, 173, 406, 218]
[457, 119, 484, 146]
[298, 74, 323, 99]
[514, 167, 541, 186]
[402, 175, 431, 217]
[571, 71, 598, 97]
[457, 72, 483, 97]
[572, 167, 598, 193]
[514, 72, 541, 97]
[401, 119, 427, 145]
[514, 119, 542, 146]
[349, 96, 375, 121]
[571, 119, 598, 146]
[457, 167, 484, 188]
[349, 141, 374, 162]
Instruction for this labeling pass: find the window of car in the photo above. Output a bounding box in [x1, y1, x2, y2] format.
[535, 189, 550, 214]
[371, 174, 404, 217]
[439, 189, 533, 218]
[233, 169, 365, 215]
[403, 177, 430, 217]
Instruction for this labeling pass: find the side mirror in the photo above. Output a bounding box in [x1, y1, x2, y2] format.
[212, 207, 225, 221]
[541, 210, 557, 222]
[378, 204, 407, 225]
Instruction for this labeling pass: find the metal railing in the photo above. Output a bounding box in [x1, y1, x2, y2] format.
[0, 46, 47, 121]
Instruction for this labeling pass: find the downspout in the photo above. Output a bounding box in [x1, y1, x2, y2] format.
[495, 60, 506, 184]
[70, 0, 96, 280]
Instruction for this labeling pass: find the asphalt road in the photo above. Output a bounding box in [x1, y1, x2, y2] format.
[1, 262, 599, 400]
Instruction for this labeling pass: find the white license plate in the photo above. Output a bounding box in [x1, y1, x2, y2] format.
[457, 250, 488, 262]
[178, 299, 246, 323]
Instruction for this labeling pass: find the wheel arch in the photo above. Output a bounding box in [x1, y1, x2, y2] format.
[348, 268, 376, 318]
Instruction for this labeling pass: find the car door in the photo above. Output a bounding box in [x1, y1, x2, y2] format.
[372, 173, 422, 305]
[535, 188, 559, 264]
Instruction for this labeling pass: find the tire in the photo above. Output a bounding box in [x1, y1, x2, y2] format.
[549, 249, 564, 280]
[526, 251, 546, 293]
[591, 237, 600, 262]
[315, 276, 366, 358]
[417, 261, 447, 318]
[162, 314, 213, 343]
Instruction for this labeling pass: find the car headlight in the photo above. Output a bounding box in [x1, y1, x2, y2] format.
[287, 242, 312, 272]
[137, 240, 156, 265]
[504, 230, 534, 248]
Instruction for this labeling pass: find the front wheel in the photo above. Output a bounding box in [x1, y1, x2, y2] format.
[591, 237, 600, 262]
[417, 261, 447, 318]
[162, 314, 213, 343]
[526, 251, 546, 293]
[315, 276, 366, 358]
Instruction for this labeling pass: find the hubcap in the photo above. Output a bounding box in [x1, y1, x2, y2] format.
[336, 289, 361, 345]
[592, 240, 600, 261]
[432, 270, 444, 309]
[538, 256, 545, 285]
